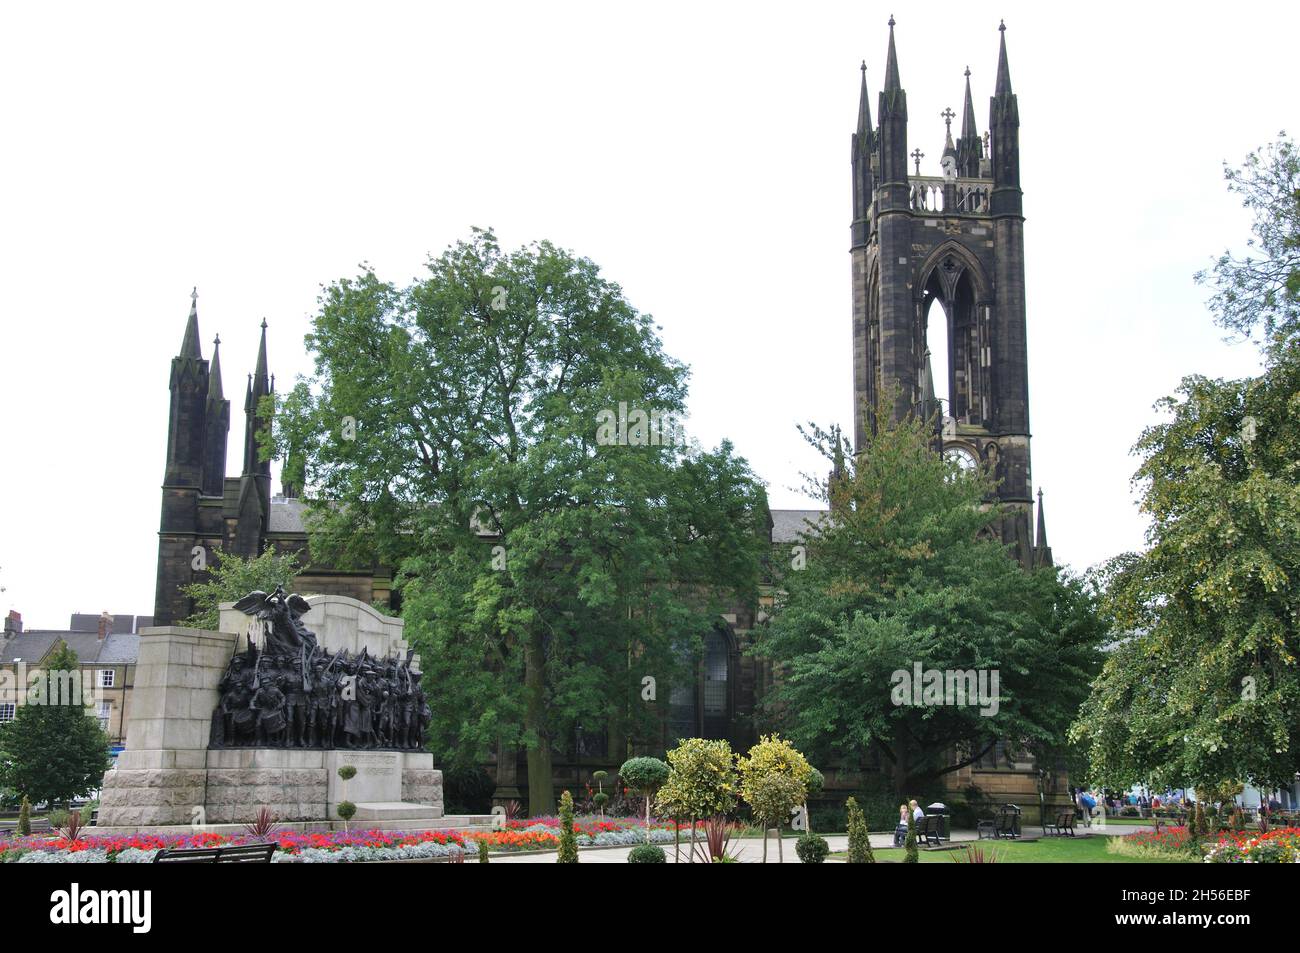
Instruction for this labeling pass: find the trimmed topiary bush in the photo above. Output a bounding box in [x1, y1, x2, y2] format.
[904, 809, 919, 863]
[18, 796, 31, 836]
[557, 790, 579, 863]
[628, 843, 666, 863]
[478, 840, 490, 863]
[620, 756, 670, 842]
[796, 833, 829, 864]
[845, 796, 874, 863]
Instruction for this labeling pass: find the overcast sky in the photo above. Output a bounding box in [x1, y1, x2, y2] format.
[1, 2, 1294, 628]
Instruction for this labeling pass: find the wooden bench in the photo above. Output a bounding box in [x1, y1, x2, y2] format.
[991, 810, 1021, 839]
[1044, 809, 1076, 836]
[914, 814, 945, 847]
[153, 843, 276, 864]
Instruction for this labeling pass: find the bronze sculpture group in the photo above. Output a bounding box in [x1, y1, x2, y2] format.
[208, 587, 430, 751]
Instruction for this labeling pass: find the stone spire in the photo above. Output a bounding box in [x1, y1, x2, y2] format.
[877, 15, 909, 187]
[989, 19, 1021, 201]
[178, 287, 203, 361]
[957, 67, 983, 177]
[236, 320, 274, 557]
[208, 334, 224, 401]
[201, 333, 230, 498]
[851, 61, 875, 231]
[994, 19, 1013, 97]
[883, 15, 901, 92]
[1034, 488, 1054, 567]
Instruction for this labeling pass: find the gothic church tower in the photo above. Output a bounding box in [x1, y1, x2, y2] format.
[851, 18, 1048, 567]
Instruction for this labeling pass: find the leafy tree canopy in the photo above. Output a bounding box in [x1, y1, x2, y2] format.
[0, 643, 111, 806]
[274, 230, 769, 814]
[757, 405, 1106, 797]
[180, 547, 303, 630]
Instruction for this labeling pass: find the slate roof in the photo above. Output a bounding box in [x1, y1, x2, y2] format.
[769, 509, 827, 544]
[0, 630, 139, 665]
[267, 499, 827, 544]
[97, 633, 141, 665]
[269, 497, 308, 533]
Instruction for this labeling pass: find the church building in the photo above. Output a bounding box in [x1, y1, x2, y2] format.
[149, 18, 1054, 813]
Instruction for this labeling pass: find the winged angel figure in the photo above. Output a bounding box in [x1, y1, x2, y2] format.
[231, 585, 320, 656]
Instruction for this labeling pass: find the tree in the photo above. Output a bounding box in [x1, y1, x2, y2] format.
[619, 756, 670, 843]
[1076, 138, 1300, 798]
[656, 738, 738, 863]
[903, 808, 919, 863]
[273, 230, 768, 814]
[0, 643, 111, 806]
[737, 734, 813, 862]
[844, 796, 874, 863]
[757, 405, 1106, 797]
[1070, 347, 1300, 794]
[180, 547, 302, 630]
[557, 790, 579, 863]
[1197, 133, 1300, 352]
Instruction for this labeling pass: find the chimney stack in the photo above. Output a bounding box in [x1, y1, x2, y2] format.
[98, 610, 112, 641]
[3, 610, 20, 639]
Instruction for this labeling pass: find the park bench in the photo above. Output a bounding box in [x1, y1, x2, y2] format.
[915, 814, 945, 847]
[153, 843, 276, 864]
[989, 809, 1021, 839]
[1044, 809, 1076, 837]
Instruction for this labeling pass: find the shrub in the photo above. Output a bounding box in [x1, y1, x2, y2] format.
[738, 734, 813, 863]
[337, 765, 357, 782]
[950, 843, 1000, 863]
[17, 796, 30, 836]
[904, 809, 919, 863]
[656, 738, 738, 858]
[557, 790, 579, 863]
[628, 843, 666, 864]
[478, 840, 490, 863]
[845, 796, 874, 863]
[796, 833, 829, 864]
[443, 765, 495, 815]
[336, 801, 356, 823]
[620, 756, 670, 841]
[243, 806, 281, 842]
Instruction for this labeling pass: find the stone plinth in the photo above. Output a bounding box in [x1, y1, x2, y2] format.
[98, 626, 237, 827]
[97, 603, 444, 831]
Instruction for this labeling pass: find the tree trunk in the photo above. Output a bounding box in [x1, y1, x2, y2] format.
[524, 632, 554, 817]
[761, 827, 768, 863]
[776, 825, 784, 863]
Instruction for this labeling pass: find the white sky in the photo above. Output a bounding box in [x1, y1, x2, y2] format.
[1, 1, 1293, 628]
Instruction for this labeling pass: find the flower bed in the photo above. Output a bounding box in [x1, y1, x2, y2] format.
[470, 819, 677, 852]
[1112, 825, 1198, 858]
[0, 815, 678, 863]
[1203, 827, 1300, 864]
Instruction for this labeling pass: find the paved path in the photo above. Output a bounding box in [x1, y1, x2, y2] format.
[488, 822, 1150, 863]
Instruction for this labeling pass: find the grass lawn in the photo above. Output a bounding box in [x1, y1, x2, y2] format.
[835, 835, 1193, 864]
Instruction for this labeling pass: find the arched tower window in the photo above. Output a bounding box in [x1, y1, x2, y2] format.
[920, 255, 987, 427]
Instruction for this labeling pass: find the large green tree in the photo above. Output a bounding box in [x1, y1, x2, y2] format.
[1071, 344, 1300, 795]
[274, 230, 768, 814]
[757, 408, 1105, 797]
[1074, 136, 1300, 795]
[0, 643, 111, 806]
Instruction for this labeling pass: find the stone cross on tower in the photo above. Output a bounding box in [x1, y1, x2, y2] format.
[911, 147, 925, 175]
[941, 107, 956, 135]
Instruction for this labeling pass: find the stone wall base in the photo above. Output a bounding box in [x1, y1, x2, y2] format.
[99, 749, 443, 828]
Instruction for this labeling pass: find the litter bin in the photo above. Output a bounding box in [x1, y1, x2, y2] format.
[926, 802, 949, 840]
